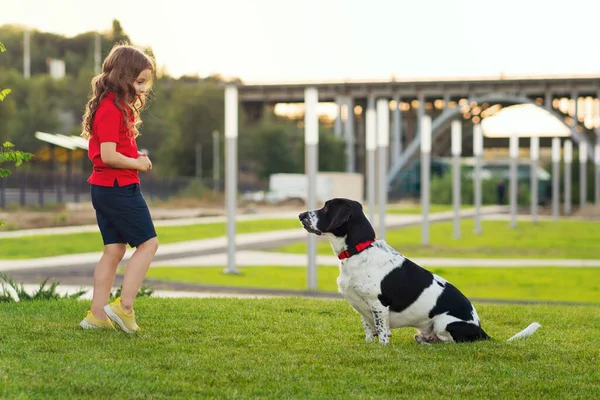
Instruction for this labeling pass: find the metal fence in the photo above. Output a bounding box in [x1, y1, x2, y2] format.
[0, 170, 225, 208]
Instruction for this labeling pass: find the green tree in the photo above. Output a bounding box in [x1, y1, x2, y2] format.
[0, 42, 32, 225]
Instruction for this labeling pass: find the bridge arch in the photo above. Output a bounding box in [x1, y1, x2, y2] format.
[387, 92, 595, 186]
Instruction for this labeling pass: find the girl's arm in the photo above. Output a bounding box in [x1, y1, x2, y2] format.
[101, 142, 149, 171]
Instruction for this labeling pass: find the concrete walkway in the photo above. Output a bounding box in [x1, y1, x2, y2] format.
[151, 250, 600, 268]
[0, 206, 509, 272]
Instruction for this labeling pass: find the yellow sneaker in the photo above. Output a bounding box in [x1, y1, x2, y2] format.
[104, 297, 139, 333]
[80, 311, 115, 330]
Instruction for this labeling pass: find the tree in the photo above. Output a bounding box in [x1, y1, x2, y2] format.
[0, 42, 32, 226]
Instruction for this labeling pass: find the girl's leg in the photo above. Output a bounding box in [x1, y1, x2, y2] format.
[91, 243, 126, 320]
[119, 237, 159, 313]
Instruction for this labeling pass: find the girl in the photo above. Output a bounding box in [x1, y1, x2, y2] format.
[79, 43, 159, 333]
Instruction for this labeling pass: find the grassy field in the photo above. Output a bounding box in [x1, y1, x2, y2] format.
[0, 298, 598, 399]
[144, 266, 600, 304]
[273, 219, 600, 259]
[0, 219, 299, 259]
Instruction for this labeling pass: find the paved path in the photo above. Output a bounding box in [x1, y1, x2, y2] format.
[0, 206, 508, 272]
[150, 250, 600, 268]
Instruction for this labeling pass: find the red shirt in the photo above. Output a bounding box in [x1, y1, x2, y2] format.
[87, 92, 140, 187]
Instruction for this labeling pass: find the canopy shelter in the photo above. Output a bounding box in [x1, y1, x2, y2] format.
[34, 131, 90, 202]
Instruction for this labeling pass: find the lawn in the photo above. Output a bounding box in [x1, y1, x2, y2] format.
[0, 298, 598, 399]
[273, 219, 600, 259]
[0, 219, 300, 259]
[144, 266, 600, 304]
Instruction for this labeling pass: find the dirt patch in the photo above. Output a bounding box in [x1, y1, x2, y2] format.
[572, 203, 600, 219]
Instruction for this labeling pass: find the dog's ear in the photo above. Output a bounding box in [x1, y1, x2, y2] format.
[325, 205, 351, 232]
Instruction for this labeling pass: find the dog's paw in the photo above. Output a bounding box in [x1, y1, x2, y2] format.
[365, 335, 374, 343]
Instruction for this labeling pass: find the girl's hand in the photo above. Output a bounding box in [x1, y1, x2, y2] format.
[136, 155, 152, 172]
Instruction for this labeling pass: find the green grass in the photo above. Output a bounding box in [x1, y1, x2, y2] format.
[145, 266, 600, 304]
[0, 298, 598, 399]
[274, 219, 600, 259]
[0, 219, 299, 259]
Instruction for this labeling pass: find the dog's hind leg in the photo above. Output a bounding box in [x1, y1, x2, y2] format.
[360, 315, 376, 342]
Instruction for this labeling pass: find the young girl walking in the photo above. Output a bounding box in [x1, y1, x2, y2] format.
[79, 43, 159, 333]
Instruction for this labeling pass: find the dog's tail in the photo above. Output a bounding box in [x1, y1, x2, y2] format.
[506, 322, 541, 342]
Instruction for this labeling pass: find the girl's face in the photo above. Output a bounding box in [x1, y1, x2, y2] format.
[133, 68, 153, 96]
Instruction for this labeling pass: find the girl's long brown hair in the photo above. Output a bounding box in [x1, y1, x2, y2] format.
[81, 43, 155, 139]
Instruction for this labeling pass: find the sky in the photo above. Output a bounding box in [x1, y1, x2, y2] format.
[1, 0, 598, 137]
[3, 0, 600, 83]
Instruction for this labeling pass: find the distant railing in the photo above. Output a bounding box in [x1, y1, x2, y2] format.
[0, 170, 265, 208]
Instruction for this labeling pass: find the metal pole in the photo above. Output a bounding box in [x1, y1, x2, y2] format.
[564, 140, 572, 215]
[377, 98, 389, 240]
[509, 134, 519, 228]
[305, 87, 319, 290]
[530, 136, 539, 224]
[195, 143, 202, 179]
[213, 130, 220, 192]
[344, 97, 355, 173]
[391, 95, 401, 166]
[473, 123, 483, 235]
[23, 27, 30, 79]
[94, 32, 101, 75]
[421, 116, 432, 245]
[579, 141, 587, 209]
[365, 96, 377, 225]
[451, 120, 462, 239]
[224, 85, 240, 275]
[551, 138, 560, 221]
[595, 142, 600, 205]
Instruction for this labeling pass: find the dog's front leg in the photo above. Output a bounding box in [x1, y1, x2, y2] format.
[370, 304, 391, 345]
[360, 315, 376, 342]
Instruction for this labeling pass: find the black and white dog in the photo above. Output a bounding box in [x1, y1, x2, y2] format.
[299, 198, 541, 345]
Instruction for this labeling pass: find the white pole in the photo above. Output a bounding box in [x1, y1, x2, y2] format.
[451, 120, 462, 239]
[595, 142, 600, 205]
[551, 138, 561, 221]
[365, 97, 377, 225]
[377, 98, 389, 240]
[224, 85, 240, 275]
[421, 115, 432, 245]
[579, 141, 588, 209]
[473, 123, 483, 235]
[564, 140, 573, 215]
[305, 87, 319, 290]
[509, 134, 519, 228]
[23, 27, 30, 79]
[530, 136, 539, 223]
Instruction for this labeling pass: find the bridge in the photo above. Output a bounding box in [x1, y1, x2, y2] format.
[234, 75, 600, 190]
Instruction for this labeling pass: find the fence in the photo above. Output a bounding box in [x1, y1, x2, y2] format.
[0, 170, 226, 209]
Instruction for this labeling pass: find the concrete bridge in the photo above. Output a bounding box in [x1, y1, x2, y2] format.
[235, 75, 600, 188]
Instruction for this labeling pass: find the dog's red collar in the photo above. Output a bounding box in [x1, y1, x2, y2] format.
[338, 240, 375, 260]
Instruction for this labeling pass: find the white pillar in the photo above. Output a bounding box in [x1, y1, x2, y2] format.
[509, 134, 519, 228]
[421, 115, 432, 245]
[305, 87, 319, 290]
[579, 141, 588, 209]
[377, 98, 389, 240]
[224, 85, 240, 275]
[551, 138, 561, 221]
[365, 96, 377, 225]
[23, 27, 30, 79]
[473, 123, 483, 235]
[564, 140, 573, 215]
[530, 136, 539, 223]
[451, 120, 462, 239]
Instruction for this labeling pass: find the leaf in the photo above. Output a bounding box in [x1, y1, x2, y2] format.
[0, 89, 11, 102]
[0, 42, 5, 52]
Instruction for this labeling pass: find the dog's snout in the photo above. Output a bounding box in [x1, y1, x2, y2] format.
[299, 212, 308, 220]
